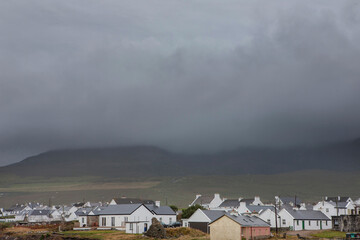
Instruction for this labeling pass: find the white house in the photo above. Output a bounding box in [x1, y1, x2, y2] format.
[259, 208, 277, 228]
[314, 200, 355, 218]
[278, 207, 331, 230]
[27, 210, 53, 223]
[89, 203, 176, 234]
[187, 209, 226, 233]
[145, 202, 176, 225]
[190, 193, 224, 209]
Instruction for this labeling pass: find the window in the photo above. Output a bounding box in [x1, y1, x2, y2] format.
[326, 221, 328, 226]
[308, 221, 311, 225]
[282, 219, 286, 225]
[130, 223, 133, 230]
[82, 217, 85, 223]
[159, 217, 162, 222]
[111, 217, 115, 227]
[267, 219, 271, 223]
[326, 208, 329, 212]
[297, 220, 299, 226]
[124, 217, 128, 222]
[169, 218, 172, 224]
[102, 217, 106, 226]
[316, 221, 319, 226]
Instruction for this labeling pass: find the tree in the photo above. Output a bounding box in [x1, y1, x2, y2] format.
[181, 204, 205, 219]
[169, 205, 178, 212]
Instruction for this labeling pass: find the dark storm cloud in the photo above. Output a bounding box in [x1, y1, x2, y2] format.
[1, 0, 360, 165]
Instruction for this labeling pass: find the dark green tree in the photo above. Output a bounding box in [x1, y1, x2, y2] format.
[169, 205, 178, 212]
[181, 204, 205, 219]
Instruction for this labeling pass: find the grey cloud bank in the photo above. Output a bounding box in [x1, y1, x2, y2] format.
[1, 0, 360, 166]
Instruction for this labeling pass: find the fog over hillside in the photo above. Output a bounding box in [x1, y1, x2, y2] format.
[1, 0, 360, 166]
[1, 137, 359, 177]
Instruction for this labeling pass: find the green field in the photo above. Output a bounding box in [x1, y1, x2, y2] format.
[0, 170, 359, 208]
[311, 230, 346, 238]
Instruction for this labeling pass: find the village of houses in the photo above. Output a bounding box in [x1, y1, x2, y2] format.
[1, 194, 360, 239]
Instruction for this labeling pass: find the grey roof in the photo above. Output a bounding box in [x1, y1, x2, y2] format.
[325, 197, 350, 202]
[112, 198, 154, 205]
[240, 198, 255, 205]
[211, 213, 270, 227]
[29, 210, 51, 216]
[219, 199, 240, 208]
[334, 202, 349, 209]
[92, 204, 143, 215]
[247, 205, 275, 214]
[280, 197, 302, 205]
[284, 208, 330, 220]
[201, 210, 227, 221]
[75, 208, 94, 216]
[145, 205, 176, 215]
[192, 196, 213, 205]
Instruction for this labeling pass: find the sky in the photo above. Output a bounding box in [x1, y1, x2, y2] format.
[1, 0, 360, 166]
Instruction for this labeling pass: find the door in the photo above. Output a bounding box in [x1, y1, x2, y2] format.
[302, 221, 305, 230]
[144, 223, 148, 232]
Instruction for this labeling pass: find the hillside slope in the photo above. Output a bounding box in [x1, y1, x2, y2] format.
[0, 139, 359, 178]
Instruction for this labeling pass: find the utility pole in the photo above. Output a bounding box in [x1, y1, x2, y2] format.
[274, 197, 278, 235]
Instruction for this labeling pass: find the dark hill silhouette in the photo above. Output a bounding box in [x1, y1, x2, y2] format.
[1, 139, 359, 178]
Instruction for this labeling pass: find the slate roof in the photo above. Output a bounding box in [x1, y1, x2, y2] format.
[284, 208, 330, 220]
[325, 197, 350, 202]
[240, 198, 255, 205]
[210, 213, 270, 227]
[91, 204, 143, 215]
[145, 205, 176, 215]
[218, 199, 240, 208]
[29, 210, 51, 216]
[75, 208, 94, 216]
[280, 197, 302, 205]
[247, 205, 275, 214]
[112, 198, 154, 205]
[192, 196, 213, 205]
[201, 210, 227, 221]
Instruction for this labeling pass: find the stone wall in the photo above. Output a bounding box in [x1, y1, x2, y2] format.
[332, 215, 360, 232]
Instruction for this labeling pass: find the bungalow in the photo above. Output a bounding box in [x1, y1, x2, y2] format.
[190, 193, 223, 209]
[27, 210, 53, 223]
[278, 206, 331, 230]
[89, 203, 175, 234]
[187, 209, 226, 233]
[145, 203, 176, 225]
[313, 200, 355, 218]
[209, 213, 270, 240]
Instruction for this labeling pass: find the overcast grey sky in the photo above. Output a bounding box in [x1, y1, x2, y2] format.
[1, 0, 360, 166]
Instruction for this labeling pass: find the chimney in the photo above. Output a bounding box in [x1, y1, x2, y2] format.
[155, 201, 160, 207]
[254, 196, 260, 204]
[196, 194, 201, 199]
[238, 197, 243, 202]
[214, 193, 220, 199]
[338, 196, 341, 201]
[239, 201, 247, 208]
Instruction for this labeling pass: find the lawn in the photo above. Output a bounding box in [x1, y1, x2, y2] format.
[311, 230, 346, 238]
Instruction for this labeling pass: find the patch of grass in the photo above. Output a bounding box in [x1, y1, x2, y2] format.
[311, 230, 346, 238]
[62, 230, 117, 239]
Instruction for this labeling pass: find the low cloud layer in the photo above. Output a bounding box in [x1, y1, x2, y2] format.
[1, 0, 360, 165]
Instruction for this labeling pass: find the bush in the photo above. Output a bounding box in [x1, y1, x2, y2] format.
[0, 222, 11, 231]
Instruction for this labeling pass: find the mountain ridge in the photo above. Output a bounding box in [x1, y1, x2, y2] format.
[1, 139, 359, 178]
